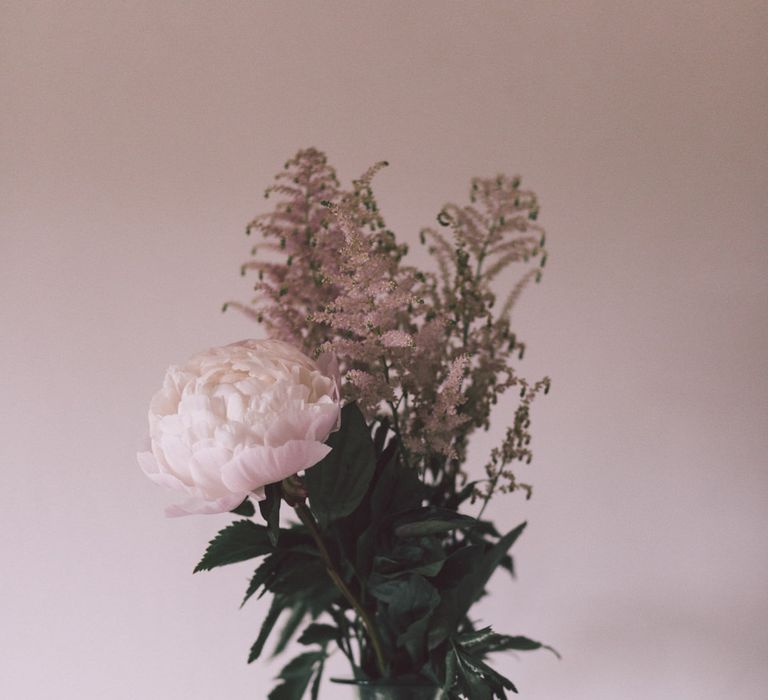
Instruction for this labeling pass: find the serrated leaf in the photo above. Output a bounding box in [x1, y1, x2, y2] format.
[248, 596, 283, 663]
[297, 623, 338, 646]
[454, 650, 493, 700]
[456, 646, 517, 697]
[194, 520, 273, 572]
[456, 626, 497, 650]
[272, 601, 307, 656]
[268, 651, 325, 700]
[230, 497, 255, 517]
[480, 634, 561, 659]
[259, 483, 282, 546]
[241, 553, 283, 608]
[305, 403, 376, 529]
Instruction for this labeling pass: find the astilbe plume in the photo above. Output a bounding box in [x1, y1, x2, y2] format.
[227, 148, 549, 509]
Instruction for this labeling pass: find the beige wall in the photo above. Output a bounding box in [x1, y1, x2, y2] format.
[2, 2, 766, 698]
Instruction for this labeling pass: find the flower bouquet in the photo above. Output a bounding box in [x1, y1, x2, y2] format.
[139, 149, 555, 699]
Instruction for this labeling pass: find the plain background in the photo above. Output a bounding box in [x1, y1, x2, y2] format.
[2, 2, 767, 698]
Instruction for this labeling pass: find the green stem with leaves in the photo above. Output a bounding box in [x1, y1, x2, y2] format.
[291, 500, 387, 678]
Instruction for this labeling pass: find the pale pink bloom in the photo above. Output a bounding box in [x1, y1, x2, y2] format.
[138, 339, 341, 516]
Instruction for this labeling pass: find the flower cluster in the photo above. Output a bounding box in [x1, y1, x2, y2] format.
[142, 149, 555, 699]
[228, 148, 550, 508]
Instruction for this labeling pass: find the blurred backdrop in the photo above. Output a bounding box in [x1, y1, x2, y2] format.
[2, 2, 767, 698]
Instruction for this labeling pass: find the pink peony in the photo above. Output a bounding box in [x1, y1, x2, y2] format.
[138, 339, 340, 516]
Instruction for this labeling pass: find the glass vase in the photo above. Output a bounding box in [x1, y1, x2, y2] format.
[355, 686, 441, 700]
[333, 679, 441, 700]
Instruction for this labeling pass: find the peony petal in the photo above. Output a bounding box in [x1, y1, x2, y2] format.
[138, 451, 199, 495]
[165, 492, 248, 517]
[137, 450, 160, 476]
[158, 434, 193, 475]
[220, 440, 331, 493]
[189, 445, 232, 499]
[307, 402, 342, 442]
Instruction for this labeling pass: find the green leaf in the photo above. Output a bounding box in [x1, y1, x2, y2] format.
[433, 544, 485, 590]
[456, 626, 497, 650]
[268, 651, 325, 700]
[455, 645, 517, 697]
[259, 483, 282, 546]
[395, 520, 472, 537]
[460, 522, 526, 610]
[444, 480, 480, 509]
[499, 554, 515, 578]
[241, 553, 284, 607]
[194, 520, 273, 572]
[230, 497, 255, 517]
[248, 596, 283, 663]
[428, 523, 527, 649]
[305, 403, 376, 529]
[272, 601, 307, 656]
[398, 614, 434, 663]
[454, 649, 494, 700]
[372, 537, 446, 580]
[297, 623, 338, 646]
[372, 575, 440, 661]
[443, 648, 458, 695]
[310, 655, 325, 700]
[394, 508, 478, 537]
[356, 446, 425, 577]
[472, 633, 560, 659]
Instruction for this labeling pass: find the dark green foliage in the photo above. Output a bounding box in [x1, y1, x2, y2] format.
[372, 537, 446, 580]
[241, 552, 285, 607]
[193, 520, 273, 572]
[273, 602, 309, 656]
[196, 403, 553, 698]
[428, 522, 527, 650]
[304, 403, 376, 529]
[249, 596, 284, 663]
[268, 652, 326, 700]
[231, 497, 256, 517]
[259, 483, 282, 546]
[297, 623, 339, 646]
[372, 574, 440, 663]
[452, 642, 517, 698]
[394, 508, 479, 537]
[457, 628, 560, 659]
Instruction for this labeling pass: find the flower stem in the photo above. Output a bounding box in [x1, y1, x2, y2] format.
[291, 500, 387, 678]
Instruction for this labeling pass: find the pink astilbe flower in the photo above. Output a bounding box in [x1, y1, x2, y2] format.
[380, 330, 414, 348]
[228, 149, 550, 507]
[227, 148, 345, 350]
